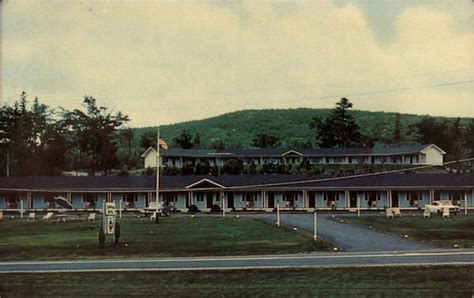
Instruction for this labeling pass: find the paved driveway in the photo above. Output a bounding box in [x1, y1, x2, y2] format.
[245, 213, 433, 252]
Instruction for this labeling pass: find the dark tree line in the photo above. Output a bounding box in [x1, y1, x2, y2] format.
[0, 92, 129, 176]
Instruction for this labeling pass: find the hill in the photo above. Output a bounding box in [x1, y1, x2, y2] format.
[130, 109, 472, 151]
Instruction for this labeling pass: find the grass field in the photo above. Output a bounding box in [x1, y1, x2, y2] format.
[338, 214, 474, 248]
[0, 216, 330, 260]
[1, 266, 472, 296]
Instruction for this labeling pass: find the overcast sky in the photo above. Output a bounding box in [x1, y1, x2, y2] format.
[2, 0, 473, 127]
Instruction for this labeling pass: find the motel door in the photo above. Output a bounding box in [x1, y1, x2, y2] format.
[227, 193, 234, 208]
[391, 193, 399, 208]
[268, 193, 275, 208]
[206, 193, 213, 208]
[308, 193, 315, 208]
[349, 192, 357, 208]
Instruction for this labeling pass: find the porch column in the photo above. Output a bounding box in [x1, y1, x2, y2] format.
[27, 192, 32, 209]
[189, 191, 194, 206]
[67, 192, 72, 203]
[429, 189, 434, 204]
[464, 191, 468, 215]
[344, 190, 349, 209]
[387, 190, 392, 208]
[261, 190, 266, 208]
[303, 190, 308, 208]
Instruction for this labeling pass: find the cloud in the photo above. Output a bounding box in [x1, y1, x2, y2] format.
[2, 0, 473, 126]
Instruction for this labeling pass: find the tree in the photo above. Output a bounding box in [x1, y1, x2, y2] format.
[252, 133, 280, 148]
[173, 130, 194, 149]
[463, 120, 474, 157]
[140, 130, 156, 151]
[61, 96, 129, 175]
[0, 92, 65, 176]
[448, 118, 464, 160]
[410, 116, 449, 150]
[120, 128, 134, 160]
[309, 98, 370, 148]
[392, 113, 402, 147]
[193, 133, 201, 148]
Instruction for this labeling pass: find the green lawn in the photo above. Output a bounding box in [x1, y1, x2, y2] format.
[338, 214, 474, 248]
[0, 216, 330, 260]
[1, 266, 472, 297]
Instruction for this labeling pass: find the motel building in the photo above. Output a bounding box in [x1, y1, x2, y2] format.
[0, 173, 472, 213]
[141, 144, 446, 169]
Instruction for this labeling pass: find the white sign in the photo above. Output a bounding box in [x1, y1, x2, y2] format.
[106, 215, 115, 235]
[105, 202, 116, 216]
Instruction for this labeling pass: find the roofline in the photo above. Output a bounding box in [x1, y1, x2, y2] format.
[185, 178, 226, 189]
[140, 147, 156, 157]
[421, 144, 446, 155]
[281, 150, 304, 156]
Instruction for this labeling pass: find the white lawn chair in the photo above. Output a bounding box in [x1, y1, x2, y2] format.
[43, 212, 53, 221]
[87, 213, 96, 222]
[392, 208, 401, 217]
[422, 207, 431, 218]
[28, 212, 36, 221]
[385, 208, 394, 219]
[442, 207, 450, 218]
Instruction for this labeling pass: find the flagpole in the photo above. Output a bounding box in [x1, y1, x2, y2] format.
[156, 128, 160, 216]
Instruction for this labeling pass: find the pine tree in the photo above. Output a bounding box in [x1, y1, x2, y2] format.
[309, 98, 371, 148]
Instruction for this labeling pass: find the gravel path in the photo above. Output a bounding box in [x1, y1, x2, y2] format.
[245, 213, 433, 252]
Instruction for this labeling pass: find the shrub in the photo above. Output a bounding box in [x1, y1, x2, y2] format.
[98, 225, 106, 248]
[188, 204, 199, 213]
[210, 204, 221, 212]
[114, 222, 121, 244]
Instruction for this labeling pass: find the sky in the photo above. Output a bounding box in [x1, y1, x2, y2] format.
[1, 0, 473, 127]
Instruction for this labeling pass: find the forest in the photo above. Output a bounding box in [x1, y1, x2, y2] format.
[1, 93, 473, 176]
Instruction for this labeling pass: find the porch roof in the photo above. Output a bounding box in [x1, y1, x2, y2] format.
[0, 173, 472, 192]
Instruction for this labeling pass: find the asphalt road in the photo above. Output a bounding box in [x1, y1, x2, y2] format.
[244, 213, 433, 252]
[1, 250, 472, 273]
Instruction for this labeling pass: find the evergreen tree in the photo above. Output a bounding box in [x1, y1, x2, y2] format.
[392, 113, 402, 147]
[173, 130, 194, 149]
[411, 116, 449, 150]
[463, 120, 474, 157]
[309, 98, 371, 148]
[252, 133, 280, 148]
[448, 118, 464, 160]
[139, 130, 156, 150]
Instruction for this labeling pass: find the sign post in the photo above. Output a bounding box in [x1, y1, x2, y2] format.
[276, 203, 280, 227]
[313, 210, 318, 241]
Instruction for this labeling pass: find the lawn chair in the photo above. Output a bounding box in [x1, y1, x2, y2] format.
[150, 211, 159, 222]
[392, 208, 401, 217]
[422, 207, 431, 218]
[43, 212, 53, 221]
[28, 212, 36, 221]
[442, 207, 450, 218]
[385, 208, 394, 219]
[87, 213, 96, 222]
